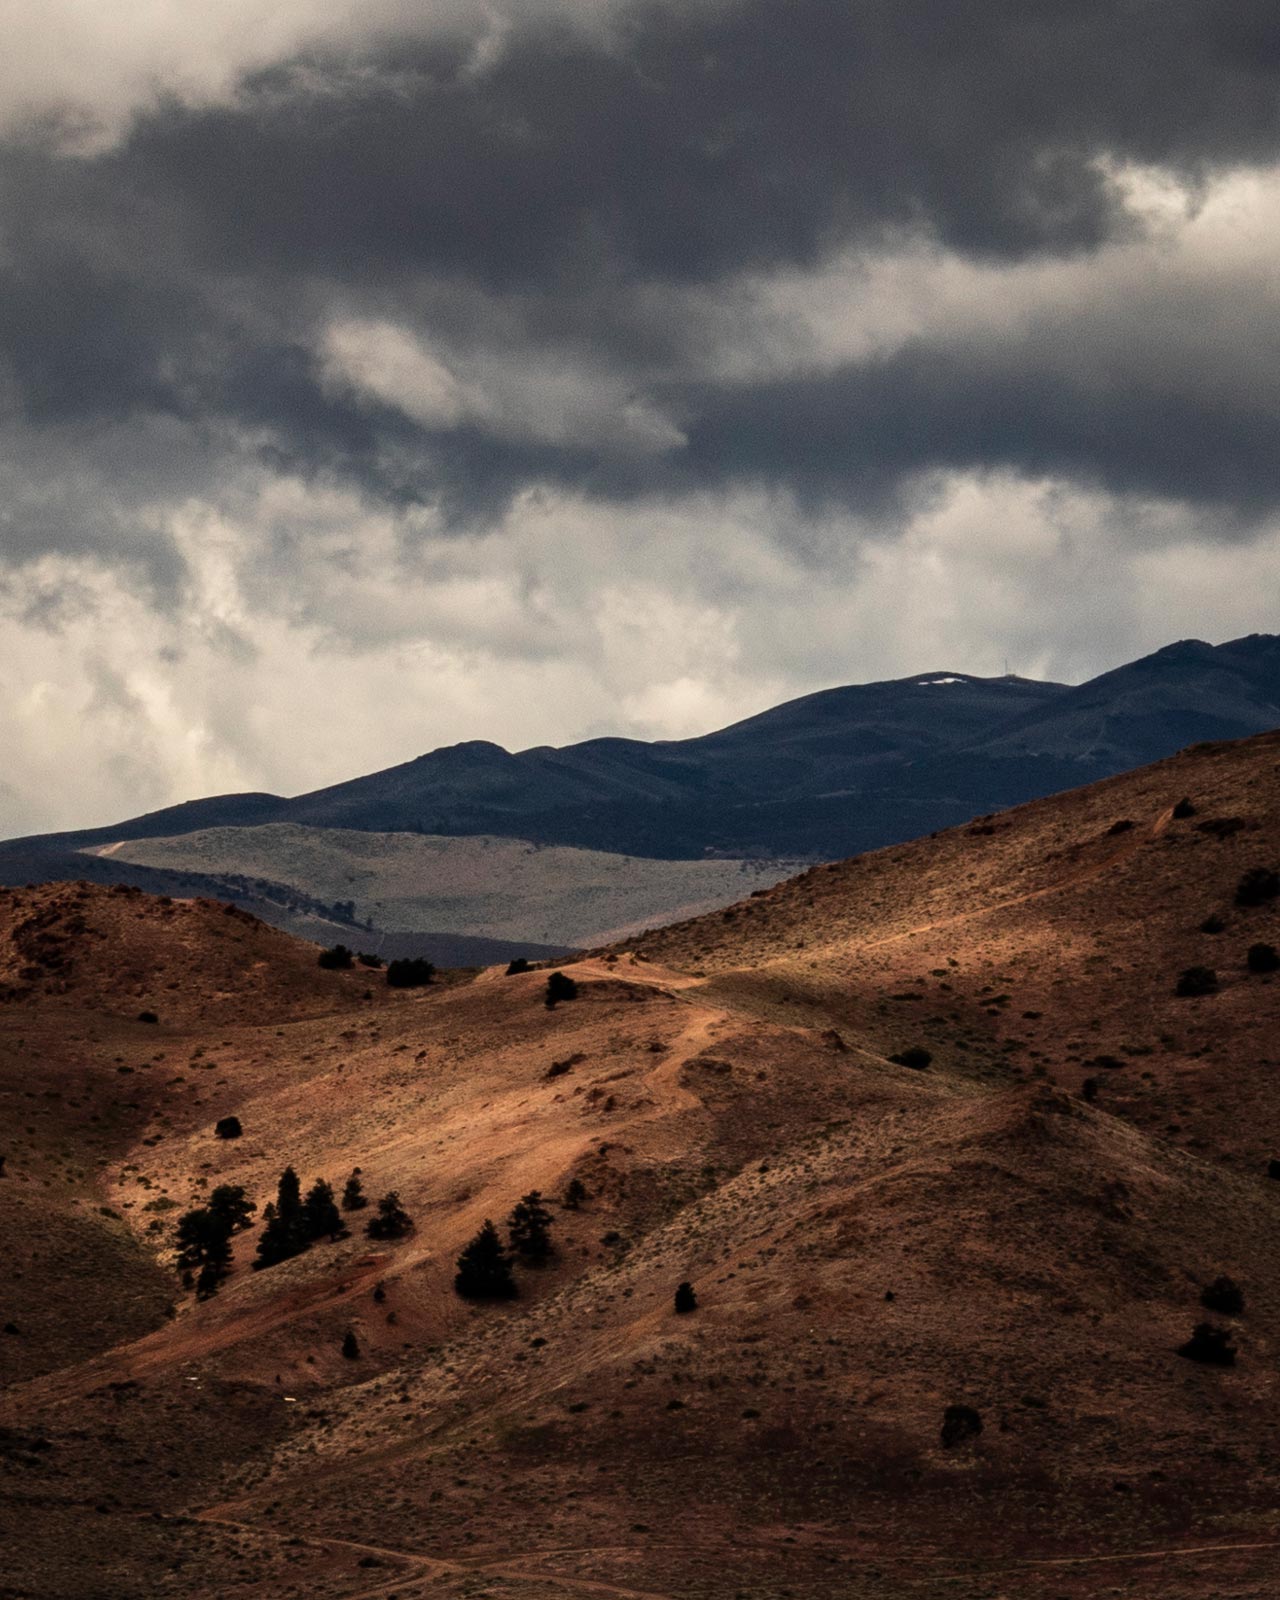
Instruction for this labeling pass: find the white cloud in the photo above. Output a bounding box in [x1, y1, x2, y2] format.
[2, 466, 1275, 838]
[321, 316, 686, 455]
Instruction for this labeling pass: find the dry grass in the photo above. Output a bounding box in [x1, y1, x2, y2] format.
[4, 733, 1280, 1597]
[89, 824, 804, 946]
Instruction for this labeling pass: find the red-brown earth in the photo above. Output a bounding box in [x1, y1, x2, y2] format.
[3, 732, 1280, 1597]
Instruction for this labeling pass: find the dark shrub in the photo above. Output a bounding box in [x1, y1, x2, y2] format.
[1235, 867, 1280, 908]
[318, 945, 354, 970]
[1197, 817, 1245, 839]
[387, 957, 435, 988]
[1200, 914, 1227, 934]
[940, 1404, 984, 1447]
[1247, 943, 1280, 974]
[341, 1330, 360, 1360]
[454, 1220, 516, 1300]
[1175, 966, 1218, 997]
[544, 971, 579, 1008]
[889, 1046, 932, 1070]
[563, 1177, 588, 1210]
[505, 958, 531, 975]
[508, 1191, 554, 1264]
[365, 1191, 413, 1241]
[1081, 1077, 1099, 1103]
[1172, 798, 1197, 819]
[214, 1116, 242, 1140]
[1269, 1159, 1280, 1181]
[137, 1010, 159, 1024]
[1178, 1323, 1236, 1366]
[674, 1281, 698, 1314]
[1107, 819, 1135, 835]
[357, 951, 384, 969]
[341, 1170, 367, 1210]
[1201, 1276, 1245, 1316]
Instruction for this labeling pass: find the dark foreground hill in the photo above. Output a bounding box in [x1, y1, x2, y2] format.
[4, 731, 1280, 1597]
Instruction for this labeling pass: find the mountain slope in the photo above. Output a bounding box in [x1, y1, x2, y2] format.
[6, 635, 1279, 874]
[5, 732, 1280, 1597]
[84, 825, 804, 948]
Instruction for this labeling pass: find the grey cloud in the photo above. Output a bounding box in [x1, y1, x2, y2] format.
[117, 0, 1280, 281]
[1, 0, 1279, 556]
[679, 314, 1280, 521]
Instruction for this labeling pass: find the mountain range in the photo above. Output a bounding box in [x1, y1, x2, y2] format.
[3, 633, 1278, 955]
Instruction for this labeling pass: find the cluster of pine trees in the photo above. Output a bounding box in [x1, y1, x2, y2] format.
[455, 1190, 555, 1300]
[175, 1165, 413, 1296]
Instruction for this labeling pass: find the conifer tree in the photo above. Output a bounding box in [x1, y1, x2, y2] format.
[208, 1184, 256, 1234]
[365, 1190, 413, 1241]
[341, 1170, 368, 1210]
[302, 1178, 344, 1242]
[508, 1190, 555, 1264]
[175, 1205, 233, 1294]
[454, 1219, 517, 1300]
[254, 1167, 307, 1268]
[341, 1329, 360, 1359]
[195, 1253, 228, 1300]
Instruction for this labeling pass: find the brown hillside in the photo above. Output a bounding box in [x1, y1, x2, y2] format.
[0, 880, 386, 1023]
[632, 728, 1280, 1174]
[3, 737, 1280, 1598]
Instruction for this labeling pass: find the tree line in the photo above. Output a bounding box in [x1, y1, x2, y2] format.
[175, 1165, 411, 1297]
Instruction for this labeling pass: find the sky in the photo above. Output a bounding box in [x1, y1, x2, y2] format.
[2, 0, 1279, 836]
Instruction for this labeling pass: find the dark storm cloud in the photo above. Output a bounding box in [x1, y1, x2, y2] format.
[680, 315, 1280, 519]
[2, 0, 1280, 532]
[118, 0, 1280, 280]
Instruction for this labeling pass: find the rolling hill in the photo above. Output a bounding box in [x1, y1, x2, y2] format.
[1, 636, 1277, 961]
[4, 729, 1280, 1597]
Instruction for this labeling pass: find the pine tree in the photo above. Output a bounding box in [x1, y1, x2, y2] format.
[175, 1204, 233, 1294]
[508, 1190, 554, 1264]
[195, 1255, 228, 1300]
[454, 1220, 517, 1300]
[208, 1184, 256, 1234]
[341, 1330, 360, 1359]
[674, 1281, 698, 1314]
[341, 1170, 368, 1211]
[302, 1179, 344, 1242]
[563, 1177, 587, 1210]
[254, 1167, 308, 1269]
[365, 1190, 413, 1241]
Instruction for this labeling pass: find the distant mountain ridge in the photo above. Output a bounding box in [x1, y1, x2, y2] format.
[2, 633, 1278, 953]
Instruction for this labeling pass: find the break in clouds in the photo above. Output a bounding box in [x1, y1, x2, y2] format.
[2, 0, 1280, 834]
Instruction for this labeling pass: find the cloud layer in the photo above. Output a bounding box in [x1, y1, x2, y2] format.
[2, 1, 1279, 833]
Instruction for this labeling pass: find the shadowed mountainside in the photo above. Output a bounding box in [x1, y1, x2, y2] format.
[3, 731, 1280, 1596]
[5, 635, 1279, 874]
